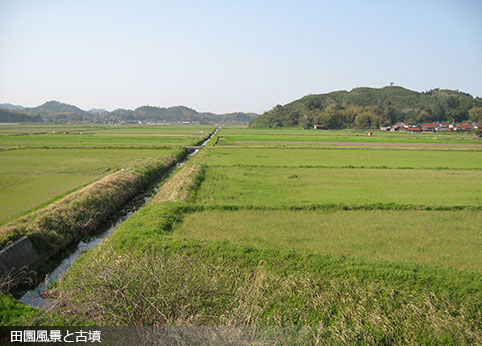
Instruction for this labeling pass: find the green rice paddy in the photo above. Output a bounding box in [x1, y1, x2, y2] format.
[195, 166, 482, 206]
[172, 209, 482, 271]
[204, 147, 482, 169]
[0, 124, 213, 224]
[216, 127, 482, 146]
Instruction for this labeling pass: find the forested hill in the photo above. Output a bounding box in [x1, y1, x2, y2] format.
[0, 101, 258, 124]
[250, 86, 482, 129]
[0, 109, 43, 123]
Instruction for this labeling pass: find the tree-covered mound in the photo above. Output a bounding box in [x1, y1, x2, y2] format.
[250, 86, 482, 129]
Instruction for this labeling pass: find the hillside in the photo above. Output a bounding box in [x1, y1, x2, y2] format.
[106, 105, 258, 124]
[22, 101, 91, 122]
[0, 109, 42, 123]
[0, 101, 257, 124]
[0, 103, 24, 111]
[250, 86, 482, 129]
[25, 101, 89, 116]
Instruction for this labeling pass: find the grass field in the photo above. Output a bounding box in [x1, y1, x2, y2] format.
[47, 203, 482, 344]
[0, 134, 199, 148]
[0, 124, 213, 148]
[0, 124, 214, 224]
[0, 148, 173, 224]
[196, 166, 482, 206]
[216, 127, 482, 146]
[205, 147, 482, 169]
[172, 209, 482, 271]
[0, 124, 214, 135]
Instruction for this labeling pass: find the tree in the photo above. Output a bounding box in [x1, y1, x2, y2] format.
[299, 114, 314, 129]
[468, 107, 482, 123]
[416, 108, 435, 123]
[305, 97, 322, 110]
[354, 111, 383, 129]
[317, 103, 346, 129]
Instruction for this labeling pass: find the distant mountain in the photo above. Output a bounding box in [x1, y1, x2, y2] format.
[218, 112, 259, 124]
[250, 86, 482, 129]
[24, 101, 90, 120]
[0, 103, 25, 111]
[0, 100, 257, 124]
[88, 108, 109, 115]
[107, 105, 257, 124]
[134, 105, 202, 122]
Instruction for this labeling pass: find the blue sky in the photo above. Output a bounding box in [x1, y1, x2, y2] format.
[1, 0, 481, 113]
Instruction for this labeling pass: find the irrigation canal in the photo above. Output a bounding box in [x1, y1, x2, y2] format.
[19, 126, 220, 308]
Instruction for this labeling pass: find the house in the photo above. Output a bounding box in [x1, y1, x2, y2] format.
[421, 123, 435, 132]
[388, 121, 478, 133]
[435, 123, 450, 132]
[313, 124, 324, 130]
[391, 122, 406, 131]
[457, 123, 473, 131]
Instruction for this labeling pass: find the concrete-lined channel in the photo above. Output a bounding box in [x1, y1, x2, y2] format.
[2, 126, 219, 308]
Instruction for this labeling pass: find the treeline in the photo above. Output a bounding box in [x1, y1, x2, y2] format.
[250, 86, 482, 129]
[0, 109, 42, 123]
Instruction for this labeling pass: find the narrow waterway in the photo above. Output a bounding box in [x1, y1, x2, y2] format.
[19, 126, 219, 308]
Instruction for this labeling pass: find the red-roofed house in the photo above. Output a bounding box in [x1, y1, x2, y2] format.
[457, 123, 473, 131]
[422, 123, 435, 132]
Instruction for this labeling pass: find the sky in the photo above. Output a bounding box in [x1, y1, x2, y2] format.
[0, 0, 481, 114]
